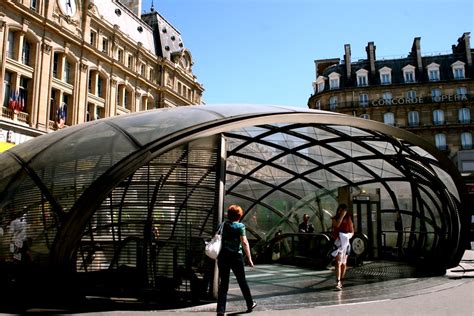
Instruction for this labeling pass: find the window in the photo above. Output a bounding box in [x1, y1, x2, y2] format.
[22, 40, 31, 65]
[383, 92, 392, 105]
[53, 53, 59, 78]
[316, 100, 321, 110]
[379, 66, 392, 84]
[97, 77, 103, 98]
[356, 69, 368, 86]
[427, 63, 440, 81]
[95, 106, 103, 120]
[408, 111, 419, 127]
[63, 59, 71, 83]
[431, 88, 442, 102]
[148, 68, 154, 81]
[402, 65, 416, 83]
[102, 37, 109, 54]
[7, 31, 15, 59]
[124, 90, 130, 109]
[406, 90, 417, 99]
[317, 82, 324, 92]
[459, 107, 470, 124]
[88, 75, 92, 93]
[461, 132, 473, 150]
[127, 54, 133, 69]
[329, 96, 337, 110]
[18, 77, 28, 112]
[31, 0, 37, 10]
[328, 72, 340, 90]
[456, 87, 467, 97]
[435, 133, 447, 151]
[383, 112, 395, 125]
[451, 61, 465, 79]
[357, 75, 367, 86]
[117, 49, 124, 63]
[3, 72, 12, 108]
[315, 76, 325, 93]
[433, 109, 445, 125]
[359, 94, 368, 107]
[360, 114, 370, 120]
[90, 30, 97, 47]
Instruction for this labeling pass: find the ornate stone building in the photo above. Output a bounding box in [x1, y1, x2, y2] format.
[308, 33, 474, 181]
[0, 0, 204, 145]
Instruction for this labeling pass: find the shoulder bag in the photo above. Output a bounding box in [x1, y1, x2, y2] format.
[205, 222, 224, 260]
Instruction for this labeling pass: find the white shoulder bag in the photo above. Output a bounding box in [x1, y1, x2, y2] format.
[205, 222, 224, 260]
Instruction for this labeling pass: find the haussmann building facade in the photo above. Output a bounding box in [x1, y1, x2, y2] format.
[308, 33, 474, 191]
[0, 0, 204, 147]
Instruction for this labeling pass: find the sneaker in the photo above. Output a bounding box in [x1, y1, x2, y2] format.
[246, 300, 257, 313]
[336, 281, 343, 290]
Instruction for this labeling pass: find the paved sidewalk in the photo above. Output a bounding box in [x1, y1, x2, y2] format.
[71, 250, 474, 316]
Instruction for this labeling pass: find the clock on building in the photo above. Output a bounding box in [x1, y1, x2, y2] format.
[58, 0, 77, 16]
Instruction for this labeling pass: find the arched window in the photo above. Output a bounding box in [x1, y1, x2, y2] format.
[433, 109, 445, 125]
[408, 111, 419, 127]
[383, 112, 395, 126]
[459, 107, 471, 124]
[435, 133, 447, 151]
[461, 132, 472, 150]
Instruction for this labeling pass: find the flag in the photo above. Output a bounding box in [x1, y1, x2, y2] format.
[57, 102, 67, 128]
[8, 90, 19, 112]
[18, 93, 25, 113]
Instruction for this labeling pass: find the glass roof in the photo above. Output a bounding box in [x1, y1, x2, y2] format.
[0, 104, 468, 275]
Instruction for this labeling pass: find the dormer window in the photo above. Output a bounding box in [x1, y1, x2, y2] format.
[315, 76, 325, 93]
[328, 72, 340, 90]
[356, 69, 368, 86]
[451, 61, 465, 79]
[379, 67, 392, 84]
[427, 63, 440, 81]
[402, 65, 416, 83]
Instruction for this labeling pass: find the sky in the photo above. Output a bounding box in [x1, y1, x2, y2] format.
[142, 0, 473, 108]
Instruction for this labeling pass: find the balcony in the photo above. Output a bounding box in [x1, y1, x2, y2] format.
[1, 107, 29, 124]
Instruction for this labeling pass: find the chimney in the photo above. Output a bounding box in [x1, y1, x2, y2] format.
[119, 0, 142, 18]
[410, 37, 423, 72]
[462, 32, 472, 68]
[344, 44, 351, 79]
[366, 42, 376, 75]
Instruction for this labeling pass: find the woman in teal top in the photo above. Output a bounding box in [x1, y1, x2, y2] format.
[216, 205, 257, 315]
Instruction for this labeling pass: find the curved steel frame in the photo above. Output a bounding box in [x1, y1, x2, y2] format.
[0, 106, 469, 288]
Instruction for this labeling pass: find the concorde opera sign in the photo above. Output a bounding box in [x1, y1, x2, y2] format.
[372, 93, 468, 106]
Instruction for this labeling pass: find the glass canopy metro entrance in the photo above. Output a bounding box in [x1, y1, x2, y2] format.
[0, 104, 469, 310]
